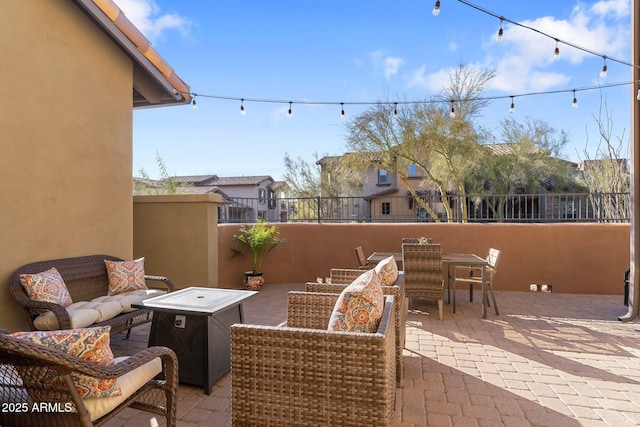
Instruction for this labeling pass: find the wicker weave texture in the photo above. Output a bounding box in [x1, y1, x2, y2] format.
[9, 255, 175, 334]
[402, 243, 444, 300]
[0, 330, 178, 427]
[306, 269, 407, 384]
[231, 292, 396, 427]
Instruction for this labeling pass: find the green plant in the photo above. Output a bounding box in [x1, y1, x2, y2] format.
[232, 219, 286, 273]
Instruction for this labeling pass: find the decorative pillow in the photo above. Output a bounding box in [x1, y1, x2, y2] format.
[11, 326, 121, 400]
[375, 255, 398, 286]
[19, 267, 73, 307]
[105, 258, 147, 296]
[328, 269, 384, 333]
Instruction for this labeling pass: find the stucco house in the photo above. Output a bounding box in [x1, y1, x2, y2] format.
[1, 0, 190, 331]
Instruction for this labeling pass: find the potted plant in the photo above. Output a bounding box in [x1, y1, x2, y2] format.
[232, 219, 285, 290]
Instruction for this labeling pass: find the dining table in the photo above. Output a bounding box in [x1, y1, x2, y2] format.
[366, 251, 403, 270]
[442, 253, 492, 319]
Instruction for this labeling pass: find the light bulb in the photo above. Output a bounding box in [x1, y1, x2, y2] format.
[509, 97, 515, 114]
[393, 103, 398, 118]
[240, 99, 246, 115]
[432, 0, 440, 16]
[449, 101, 455, 118]
[340, 103, 345, 120]
[192, 97, 198, 110]
[572, 95, 578, 108]
[553, 43, 560, 60]
[600, 64, 608, 78]
[287, 102, 292, 118]
[636, 88, 640, 101]
[496, 19, 504, 42]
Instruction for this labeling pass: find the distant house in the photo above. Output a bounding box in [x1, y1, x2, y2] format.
[136, 175, 290, 222]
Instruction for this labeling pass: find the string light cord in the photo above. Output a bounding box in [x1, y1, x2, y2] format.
[455, 0, 638, 70]
[180, 80, 637, 112]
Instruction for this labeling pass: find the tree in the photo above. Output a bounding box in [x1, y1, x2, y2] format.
[345, 63, 496, 222]
[134, 152, 185, 195]
[475, 117, 574, 221]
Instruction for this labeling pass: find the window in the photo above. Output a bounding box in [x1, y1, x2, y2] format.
[408, 163, 417, 176]
[381, 202, 391, 215]
[378, 169, 388, 183]
[258, 188, 266, 203]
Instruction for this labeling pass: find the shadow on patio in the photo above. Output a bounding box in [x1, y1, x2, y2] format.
[108, 284, 640, 426]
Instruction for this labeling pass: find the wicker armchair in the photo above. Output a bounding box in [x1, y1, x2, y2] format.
[232, 292, 396, 427]
[0, 329, 178, 427]
[306, 269, 406, 385]
[402, 242, 444, 320]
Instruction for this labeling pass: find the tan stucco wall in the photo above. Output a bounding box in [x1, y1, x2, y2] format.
[134, 195, 222, 289]
[0, 2, 134, 331]
[219, 223, 629, 295]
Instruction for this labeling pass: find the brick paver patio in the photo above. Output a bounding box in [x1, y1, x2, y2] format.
[108, 284, 640, 426]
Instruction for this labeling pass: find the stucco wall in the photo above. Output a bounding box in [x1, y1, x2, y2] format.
[219, 223, 629, 295]
[0, 2, 134, 331]
[134, 195, 221, 289]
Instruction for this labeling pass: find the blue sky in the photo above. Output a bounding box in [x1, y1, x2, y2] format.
[116, 0, 633, 180]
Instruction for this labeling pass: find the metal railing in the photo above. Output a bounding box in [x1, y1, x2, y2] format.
[217, 192, 630, 224]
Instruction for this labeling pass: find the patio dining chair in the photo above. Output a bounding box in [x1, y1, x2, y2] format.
[453, 248, 501, 315]
[402, 242, 444, 320]
[0, 328, 178, 426]
[354, 245, 369, 269]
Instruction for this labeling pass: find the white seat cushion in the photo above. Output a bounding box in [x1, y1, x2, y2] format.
[33, 300, 123, 330]
[84, 356, 162, 422]
[92, 289, 166, 313]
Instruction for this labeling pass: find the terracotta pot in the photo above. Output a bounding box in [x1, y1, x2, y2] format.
[244, 271, 264, 291]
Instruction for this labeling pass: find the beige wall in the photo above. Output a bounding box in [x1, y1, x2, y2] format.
[134, 195, 221, 289]
[219, 223, 629, 295]
[0, 2, 134, 330]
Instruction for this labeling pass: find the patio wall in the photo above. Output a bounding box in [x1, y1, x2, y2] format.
[219, 223, 630, 295]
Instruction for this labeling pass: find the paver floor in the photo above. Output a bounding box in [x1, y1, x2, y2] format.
[108, 284, 640, 426]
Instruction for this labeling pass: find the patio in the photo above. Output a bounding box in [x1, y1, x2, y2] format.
[107, 283, 640, 427]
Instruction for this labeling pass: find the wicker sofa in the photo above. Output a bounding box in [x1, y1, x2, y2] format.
[231, 292, 396, 427]
[10, 255, 175, 335]
[306, 268, 407, 385]
[0, 328, 178, 426]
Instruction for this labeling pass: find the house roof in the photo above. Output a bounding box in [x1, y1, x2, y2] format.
[72, 0, 191, 108]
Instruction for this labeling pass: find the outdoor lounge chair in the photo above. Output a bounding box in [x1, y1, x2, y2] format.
[0, 328, 178, 426]
[402, 242, 444, 320]
[354, 246, 369, 269]
[231, 292, 396, 426]
[306, 268, 407, 385]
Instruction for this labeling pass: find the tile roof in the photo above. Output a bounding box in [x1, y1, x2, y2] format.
[73, 0, 191, 107]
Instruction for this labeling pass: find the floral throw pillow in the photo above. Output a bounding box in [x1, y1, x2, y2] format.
[19, 267, 73, 307]
[328, 269, 384, 333]
[105, 258, 147, 296]
[374, 255, 398, 286]
[11, 326, 121, 400]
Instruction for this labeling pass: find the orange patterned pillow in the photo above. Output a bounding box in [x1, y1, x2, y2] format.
[327, 269, 384, 333]
[105, 258, 147, 296]
[19, 267, 73, 307]
[374, 255, 398, 286]
[12, 326, 121, 400]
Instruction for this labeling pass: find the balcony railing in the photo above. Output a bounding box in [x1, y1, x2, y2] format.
[217, 192, 630, 224]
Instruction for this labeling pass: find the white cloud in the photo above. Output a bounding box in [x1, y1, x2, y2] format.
[408, 65, 451, 93]
[369, 50, 404, 80]
[590, 0, 630, 18]
[113, 0, 190, 42]
[448, 42, 458, 52]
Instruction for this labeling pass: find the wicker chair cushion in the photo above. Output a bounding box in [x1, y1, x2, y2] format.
[374, 255, 398, 286]
[11, 326, 122, 399]
[33, 301, 123, 331]
[19, 267, 73, 307]
[327, 269, 384, 333]
[84, 356, 162, 422]
[92, 288, 166, 313]
[105, 258, 147, 296]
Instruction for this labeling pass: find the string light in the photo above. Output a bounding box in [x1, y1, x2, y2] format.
[509, 96, 514, 114]
[340, 102, 345, 120]
[496, 18, 504, 42]
[287, 101, 292, 118]
[637, 86, 640, 101]
[432, 0, 440, 16]
[572, 90, 578, 108]
[449, 100, 456, 118]
[600, 56, 608, 78]
[393, 102, 398, 118]
[191, 95, 198, 110]
[240, 98, 246, 115]
[553, 40, 560, 60]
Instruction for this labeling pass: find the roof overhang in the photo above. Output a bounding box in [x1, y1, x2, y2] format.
[71, 0, 191, 108]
